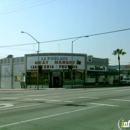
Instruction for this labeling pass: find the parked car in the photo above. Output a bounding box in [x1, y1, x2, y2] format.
[120, 78, 130, 85]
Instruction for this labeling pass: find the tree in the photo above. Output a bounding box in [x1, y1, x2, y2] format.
[112, 49, 126, 84]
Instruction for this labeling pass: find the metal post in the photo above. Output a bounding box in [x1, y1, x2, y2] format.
[71, 36, 89, 88]
[71, 41, 73, 88]
[37, 42, 40, 89]
[21, 31, 40, 90]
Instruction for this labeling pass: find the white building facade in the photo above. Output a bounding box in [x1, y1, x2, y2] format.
[0, 53, 109, 89]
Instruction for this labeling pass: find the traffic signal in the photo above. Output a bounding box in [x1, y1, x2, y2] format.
[68, 65, 72, 70]
[38, 65, 42, 74]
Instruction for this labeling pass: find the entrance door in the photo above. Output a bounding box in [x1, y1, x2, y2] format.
[53, 76, 59, 88]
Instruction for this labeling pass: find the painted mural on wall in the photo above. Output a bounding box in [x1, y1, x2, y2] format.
[14, 71, 25, 82]
[14, 73, 25, 82]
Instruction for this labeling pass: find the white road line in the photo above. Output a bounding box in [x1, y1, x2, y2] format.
[89, 103, 118, 107]
[34, 99, 73, 103]
[64, 101, 74, 103]
[0, 103, 14, 108]
[47, 100, 62, 102]
[28, 95, 58, 98]
[0, 97, 18, 99]
[79, 97, 99, 99]
[0, 104, 41, 111]
[0, 105, 101, 128]
[34, 99, 47, 100]
[28, 95, 45, 97]
[34, 99, 59, 101]
[109, 99, 130, 102]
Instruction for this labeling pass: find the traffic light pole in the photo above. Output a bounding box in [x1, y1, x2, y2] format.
[21, 31, 40, 90]
[37, 42, 40, 90]
[71, 36, 89, 88]
[71, 41, 74, 88]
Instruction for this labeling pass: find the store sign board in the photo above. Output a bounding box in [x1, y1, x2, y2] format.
[27, 55, 85, 70]
[125, 65, 130, 70]
[87, 65, 107, 71]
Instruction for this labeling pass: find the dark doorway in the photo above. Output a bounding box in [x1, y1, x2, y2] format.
[53, 76, 60, 88]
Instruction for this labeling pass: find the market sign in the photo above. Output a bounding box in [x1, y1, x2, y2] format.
[125, 65, 130, 69]
[27, 55, 85, 70]
[87, 65, 107, 71]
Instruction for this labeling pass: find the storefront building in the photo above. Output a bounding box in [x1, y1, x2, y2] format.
[0, 53, 110, 89]
[25, 53, 86, 88]
[86, 55, 109, 84]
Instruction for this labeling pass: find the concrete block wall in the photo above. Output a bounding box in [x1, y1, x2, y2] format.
[1, 65, 12, 89]
[13, 63, 25, 89]
[0, 57, 25, 89]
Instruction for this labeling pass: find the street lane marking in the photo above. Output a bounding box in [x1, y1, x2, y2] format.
[109, 99, 130, 102]
[0, 104, 41, 111]
[64, 101, 74, 103]
[0, 103, 13, 108]
[0, 105, 101, 128]
[34, 99, 62, 102]
[34, 99, 74, 103]
[89, 103, 118, 107]
[28, 95, 45, 97]
[46, 100, 62, 102]
[0, 97, 18, 99]
[79, 97, 99, 99]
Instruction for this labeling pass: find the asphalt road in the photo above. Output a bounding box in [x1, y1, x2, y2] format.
[0, 86, 129, 130]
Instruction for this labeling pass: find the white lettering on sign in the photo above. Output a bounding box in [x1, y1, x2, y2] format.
[27, 55, 85, 70]
[88, 65, 107, 71]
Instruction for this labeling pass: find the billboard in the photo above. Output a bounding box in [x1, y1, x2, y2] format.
[27, 55, 85, 70]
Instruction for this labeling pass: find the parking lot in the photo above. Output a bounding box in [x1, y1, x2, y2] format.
[0, 86, 129, 130]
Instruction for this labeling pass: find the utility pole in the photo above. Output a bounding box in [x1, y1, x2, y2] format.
[21, 31, 40, 89]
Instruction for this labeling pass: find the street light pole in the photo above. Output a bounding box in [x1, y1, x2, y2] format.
[71, 36, 89, 88]
[21, 31, 40, 89]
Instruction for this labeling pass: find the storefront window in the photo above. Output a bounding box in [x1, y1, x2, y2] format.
[26, 71, 49, 85]
[75, 71, 83, 80]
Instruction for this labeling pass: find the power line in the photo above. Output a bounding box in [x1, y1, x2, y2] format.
[0, 28, 130, 48]
[0, 0, 57, 15]
[40, 28, 130, 44]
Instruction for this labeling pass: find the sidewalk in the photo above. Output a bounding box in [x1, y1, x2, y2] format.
[0, 84, 129, 91]
[73, 84, 130, 88]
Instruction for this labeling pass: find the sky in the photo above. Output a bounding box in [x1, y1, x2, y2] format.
[0, 0, 130, 65]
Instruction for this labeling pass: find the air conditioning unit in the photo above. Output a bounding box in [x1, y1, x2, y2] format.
[87, 55, 93, 62]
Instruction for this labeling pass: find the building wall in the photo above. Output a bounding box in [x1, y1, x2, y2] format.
[25, 53, 87, 88]
[1, 64, 12, 89]
[0, 57, 25, 89]
[0, 53, 109, 89]
[86, 55, 109, 84]
[13, 63, 25, 89]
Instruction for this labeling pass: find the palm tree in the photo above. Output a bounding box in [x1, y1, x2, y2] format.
[112, 49, 126, 84]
